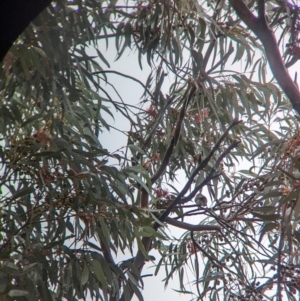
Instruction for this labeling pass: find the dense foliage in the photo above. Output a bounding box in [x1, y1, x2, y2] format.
[1, 1, 300, 300]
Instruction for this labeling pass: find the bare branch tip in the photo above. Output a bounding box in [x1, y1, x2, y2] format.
[232, 118, 242, 126]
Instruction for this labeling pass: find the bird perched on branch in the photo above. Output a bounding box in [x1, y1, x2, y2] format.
[195, 193, 207, 208]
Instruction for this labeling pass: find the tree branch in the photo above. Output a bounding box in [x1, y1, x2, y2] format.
[229, 0, 300, 115]
[120, 86, 195, 301]
[185, 139, 240, 202]
[151, 85, 196, 184]
[158, 119, 241, 222]
[165, 217, 221, 231]
[257, 0, 265, 20]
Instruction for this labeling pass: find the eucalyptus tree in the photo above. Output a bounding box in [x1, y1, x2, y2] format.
[1, 1, 300, 301]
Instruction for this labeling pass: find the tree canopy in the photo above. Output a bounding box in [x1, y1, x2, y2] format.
[1, 1, 300, 301]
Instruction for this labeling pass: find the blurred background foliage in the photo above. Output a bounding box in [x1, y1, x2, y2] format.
[1, 0, 300, 300]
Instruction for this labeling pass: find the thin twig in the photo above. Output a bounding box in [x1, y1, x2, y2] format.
[92, 70, 154, 101]
[138, 95, 175, 159]
[184, 140, 240, 203]
[159, 120, 241, 223]
[151, 85, 196, 184]
[207, 45, 234, 75]
[165, 217, 221, 231]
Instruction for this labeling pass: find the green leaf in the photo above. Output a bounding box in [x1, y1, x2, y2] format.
[128, 144, 146, 155]
[198, 18, 206, 51]
[252, 212, 281, 221]
[146, 36, 160, 66]
[187, 25, 195, 48]
[123, 283, 131, 301]
[129, 281, 143, 301]
[294, 194, 300, 219]
[259, 223, 277, 244]
[8, 289, 29, 297]
[0, 272, 7, 293]
[96, 48, 110, 68]
[124, 22, 132, 48]
[252, 206, 276, 214]
[92, 259, 108, 289]
[97, 216, 111, 251]
[136, 236, 150, 259]
[127, 173, 151, 194]
[172, 37, 180, 66]
[81, 263, 89, 285]
[23, 263, 38, 272]
[11, 186, 34, 201]
[294, 230, 300, 244]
